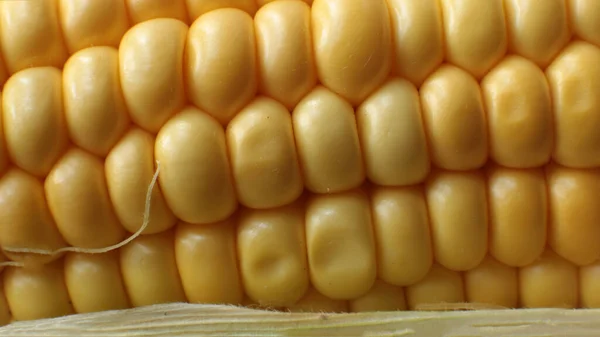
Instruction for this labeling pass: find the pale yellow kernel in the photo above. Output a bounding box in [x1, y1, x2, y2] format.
[569, 0, 600, 47]
[0, 94, 9, 175]
[293, 86, 365, 193]
[405, 264, 464, 310]
[226, 97, 303, 209]
[312, 0, 392, 105]
[439, 0, 507, 78]
[504, 0, 571, 68]
[186, 0, 257, 21]
[106, 128, 177, 234]
[546, 41, 600, 168]
[580, 260, 600, 308]
[547, 164, 600, 266]
[175, 220, 244, 304]
[45, 148, 126, 249]
[287, 287, 348, 313]
[155, 107, 237, 224]
[357, 78, 430, 186]
[464, 256, 518, 308]
[350, 280, 407, 312]
[58, 0, 129, 54]
[420, 65, 488, 170]
[519, 249, 578, 308]
[0, 0, 68, 74]
[305, 189, 377, 300]
[63, 47, 130, 157]
[386, 0, 444, 86]
[481, 55, 553, 168]
[125, 0, 189, 24]
[120, 230, 186, 307]
[426, 169, 488, 271]
[371, 185, 433, 286]
[4, 260, 74, 321]
[2, 67, 68, 177]
[185, 9, 257, 125]
[254, 0, 317, 109]
[237, 202, 309, 307]
[487, 166, 547, 267]
[0, 169, 67, 265]
[64, 251, 130, 313]
[119, 18, 188, 133]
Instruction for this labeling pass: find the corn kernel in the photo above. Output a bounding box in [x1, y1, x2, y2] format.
[125, 0, 189, 24]
[119, 18, 188, 133]
[226, 97, 303, 209]
[185, 8, 257, 125]
[155, 107, 237, 224]
[464, 256, 518, 308]
[105, 128, 177, 234]
[311, 0, 392, 105]
[406, 264, 464, 310]
[175, 220, 244, 304]
[58, 0, 130, 54]
[254, 0, 316, 109]
[186, 0, 257, 20]
[349, 280, 407, 312]
[120, 230, 186, 306]
[293, 86, 364, 194]
[63, 47, 130, 157]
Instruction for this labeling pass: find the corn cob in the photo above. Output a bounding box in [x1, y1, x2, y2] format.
[0, 0, 599, 335]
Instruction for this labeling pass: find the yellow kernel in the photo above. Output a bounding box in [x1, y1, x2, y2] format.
[287, 287, 348, 313]
[305, 189, 377, 300]
[0, 0, 68, 74]
[120, 230, 186, 307]
[226, 97, 303, 209]
[64, 251, 130, 313]
[105, 128, 177, 234]
[257, 0, 312, 5]
[155, 107, 237, 224]
[569, 0, 600, 47]
[175, 220, 244, 304]
[4, 260, 74, 321]
[481, 55, 553, 168]
[439, 0, 506, 78]
[487, 166, 547, 267]
[504, 0, 571, 68]
[185, 8, 257, 125]
[386, 0, 444, 86]
[420, 65, 488, 170]
[45, 148, 126, 249]
[119, 18, 188, 133]
[519, 249, 578, 309]
[186, 0, 257, 20]
[357, 78, 430, 186]
[58, 0, 130, 54]
[547, 164, 600, 266]
[426, 169, 488, 271]
[63, 46, 130, 157]
[349, 280, 407, 312]
[546, 41, 600, 168]
[464, 256, 518, 308]
[0, 169, 67, 265]
[293, 86, 365, 193]
[580, 260, 600, 308]
[311, 0, 392, 105]
[370, 185, 433, 286]
[405, 264, 464, 310]
[237, 202, 309, 307]
[254, 0, 317, 109]
[125, 0, 189, 24]
[3, 67, 68, 177]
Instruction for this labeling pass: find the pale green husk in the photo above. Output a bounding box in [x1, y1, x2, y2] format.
[0, 303, 598, 336]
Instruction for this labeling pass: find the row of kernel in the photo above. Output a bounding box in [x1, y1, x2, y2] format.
[1, 0, 600, 105]
[1, 190, 599, 324]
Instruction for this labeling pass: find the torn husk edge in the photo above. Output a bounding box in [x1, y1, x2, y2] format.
[0, 303, 598, 337]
